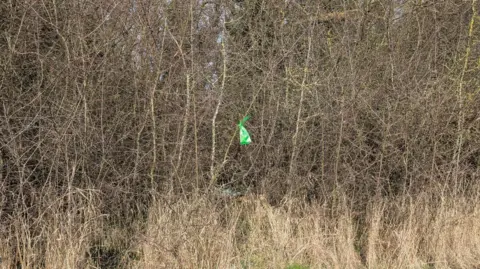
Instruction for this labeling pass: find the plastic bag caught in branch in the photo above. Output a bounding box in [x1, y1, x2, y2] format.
[238, 116, 252, 145]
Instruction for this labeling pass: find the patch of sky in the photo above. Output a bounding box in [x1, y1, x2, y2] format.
[159, 71, 168, 82]
[130, 0, 137, 13]
[205, 72, 218, 90]
[393, 0, 406, 21]
[216, 32, 224, 44]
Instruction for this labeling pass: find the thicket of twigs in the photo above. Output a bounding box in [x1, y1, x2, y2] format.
[1, 0, 479, 268]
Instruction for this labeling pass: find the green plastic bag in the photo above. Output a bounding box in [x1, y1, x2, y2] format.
[238, 116, 252, 145]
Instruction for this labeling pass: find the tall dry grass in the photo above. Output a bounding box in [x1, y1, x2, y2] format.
[0, 187, 103, 268]
[127, 188, 480, 269]
[1, 187, 480, 268]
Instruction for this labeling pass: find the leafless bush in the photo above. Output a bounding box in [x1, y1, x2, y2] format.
[1, 0, 479, 267]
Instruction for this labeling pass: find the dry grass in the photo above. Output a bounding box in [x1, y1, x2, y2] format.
[0, 188, 104, 269]
[1, 189, 480, 268]
[123, 190, 480, 269]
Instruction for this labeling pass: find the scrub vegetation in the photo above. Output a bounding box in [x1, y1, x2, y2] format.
[1, 0, 479, 268]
